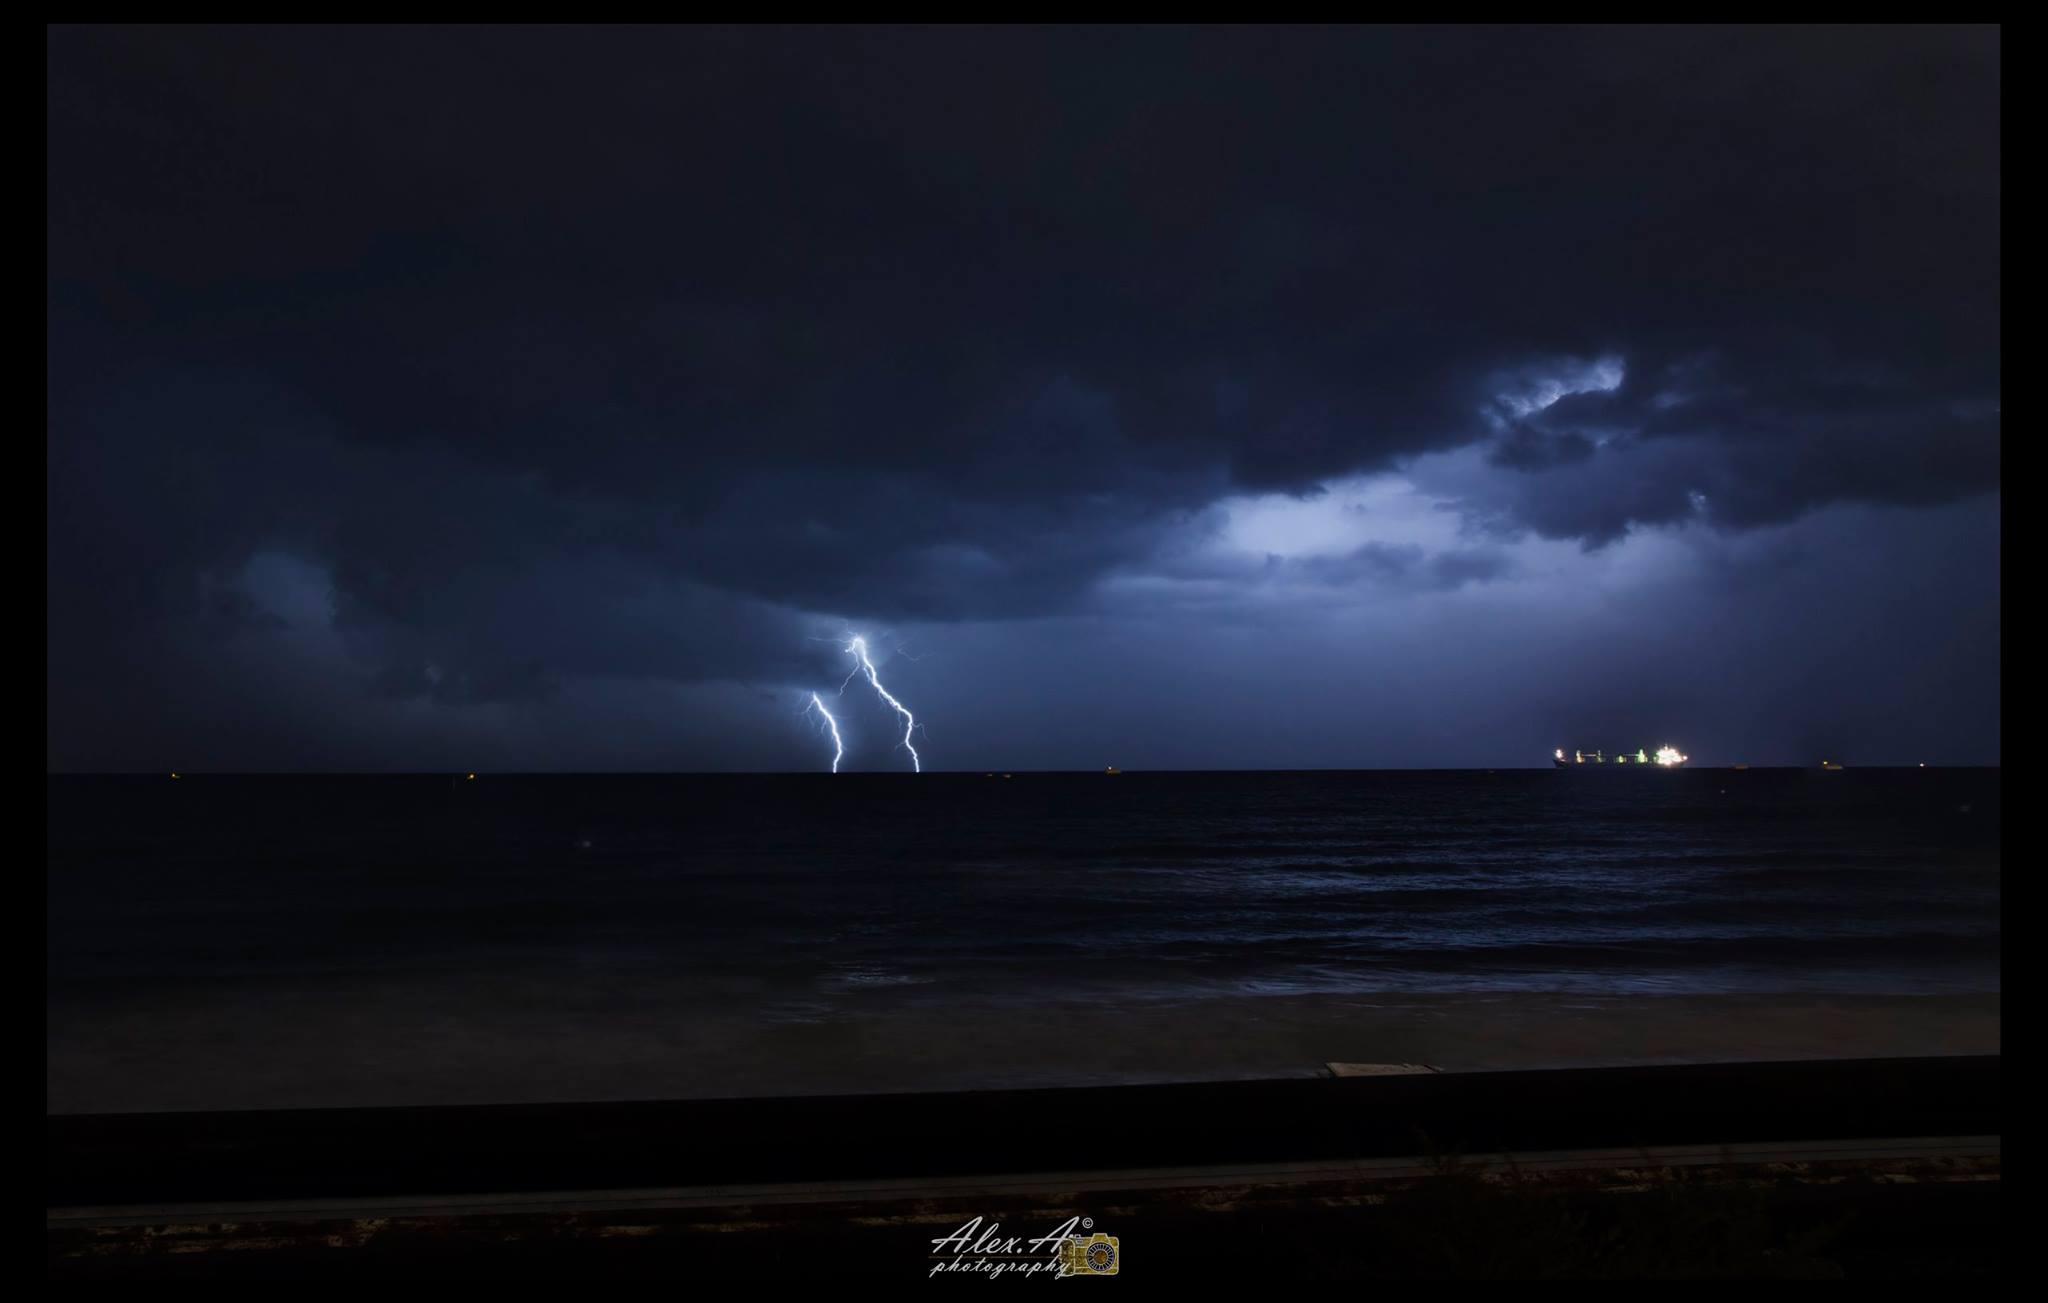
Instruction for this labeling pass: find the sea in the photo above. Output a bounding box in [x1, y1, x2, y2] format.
[46, 769, 2001, 1109]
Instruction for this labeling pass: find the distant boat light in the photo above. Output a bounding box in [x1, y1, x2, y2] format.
[1654, 746, 1687, 767]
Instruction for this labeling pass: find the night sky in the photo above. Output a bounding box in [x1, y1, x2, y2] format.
[46, 25, 2000, 772]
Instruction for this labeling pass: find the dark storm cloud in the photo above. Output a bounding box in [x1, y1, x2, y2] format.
[46, 25, 1999, 766]
[1488, 426, 1598, 472]
[1448, 347, 2002, 546]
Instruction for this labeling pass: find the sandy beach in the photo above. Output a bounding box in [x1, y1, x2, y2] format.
[46, 987, 2000, 1114]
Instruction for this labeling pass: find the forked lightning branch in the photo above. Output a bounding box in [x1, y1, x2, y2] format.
[805, 636, 922, 773]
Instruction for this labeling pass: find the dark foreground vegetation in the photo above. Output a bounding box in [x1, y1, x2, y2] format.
[50, 1056, 1998, 1279]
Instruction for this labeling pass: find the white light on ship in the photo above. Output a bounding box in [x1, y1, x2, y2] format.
[1654, 746, 1687, 767]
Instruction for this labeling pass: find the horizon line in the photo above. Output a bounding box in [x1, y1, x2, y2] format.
[45, 764, 2002, 777]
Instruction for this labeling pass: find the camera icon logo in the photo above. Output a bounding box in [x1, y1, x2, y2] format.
[1060, 1232, 1120, 1276]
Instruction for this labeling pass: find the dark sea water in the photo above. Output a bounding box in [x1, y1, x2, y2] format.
[49, 769, 2000, 1004]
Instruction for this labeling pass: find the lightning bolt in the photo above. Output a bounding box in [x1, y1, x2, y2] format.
[806, 693, 845, 773]
[847, 636, 921, 772]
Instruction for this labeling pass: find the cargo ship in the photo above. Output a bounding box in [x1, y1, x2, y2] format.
[1554, 746, 1688, 768]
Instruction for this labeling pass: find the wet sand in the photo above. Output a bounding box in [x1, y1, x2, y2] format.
[46, 987, 2000, 1114]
